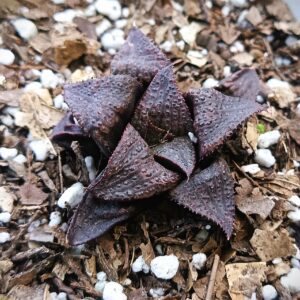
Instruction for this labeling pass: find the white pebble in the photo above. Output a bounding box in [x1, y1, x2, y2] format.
[12, 18, 37, 40]
[258, 130, 281, 149]
[192, 253, 207, 270]
[289, 195, 300, 207]
[95, 280, 107, 293]
[262, 285, 277, 300]
[84, 4, 97, 17]
[230, 0, 248, 7]
[231, 40, 245, 53]
[205, 1, 213, 9]
[0, 114, 14, 127]
[272, 257, 282, 264]
[53, 9, 82, 23]
[95, 19, 112, 36]
[85, 156, 97, 181]
[97, 271, 107, 282]
[57, 292, 67, 300]
[115, 19, 127, 29]
[202, 78, 219, 88]
[160, 40, 173, 53]
[223, 65, 232, 77]
[95, 0, 122, 21]
[188, 132, 198, 143]
[280, 268, 300, 294]
[285, 36, 298, 47]
[0, 49, 15, 65]
[0, 147, 18, 160]
[241, 164, 261, 175]
[155, 244, 163, 255]
[0, 212, 11, 223]
[176, 40, 185, 51]
[293, 245, 300, 260]
[296, 103, 300, 117]
[287, 209, 300, 223]
[57, 182, 85, 209]
[132, 255, 150, 274]
[53, 94, 64, 109]
[267, 78, 289, 90]
[52, 0, 65, 3]
[29, 139, 52, 161]
[222, 5, 231, 17]
[254, 149, 276, 168]
[150, 255, 179, 279]
[122, 7, 130, 18]
[103, 282, 127, 300]
[0, 232, 11, 243]
[149, 288, 164, 298]
[49, 211, 62, 227]
[291, 258, 300, 269]
[40, 69, 63, 89]
[12, 154, 26, 164]
[256, 95, 264, 103]
[24, 81, 43, 91]
[101, 29, 125, 51]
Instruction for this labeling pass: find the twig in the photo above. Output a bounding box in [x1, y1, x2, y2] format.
[205, 254, 220, 300]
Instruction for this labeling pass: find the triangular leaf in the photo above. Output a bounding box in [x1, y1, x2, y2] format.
[111, 27, 171, 83]
[170, 159, 235, 238]
[132, 65, 193, 145]
[67, 192, 137, 245]
[186, 88, 263, 158]
[64, 75, 141, 156]
[51, 112, 88, 146]
[89, 124, 180, 201]
[154, 137, 196, 178]
[217, 68, 270, 101]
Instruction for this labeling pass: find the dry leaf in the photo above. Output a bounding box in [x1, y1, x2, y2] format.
[0, 186, 15, 213]
[15, 92, 64, 140]
[187, 54, 208, 68]
[50, 26, 100, 66]
[289, 118, 300, 145]
[0, 89, 23, 106]
[19, 182, 48, 205]
[236, 194, 276, 221]
[219, 24, 240, 45]
[246, 6, 264, 26]
[232, 53, 254, 66]
[250, 229, 297, 261]
[225, 262, 267, 298]
[179, 22, 205, 46]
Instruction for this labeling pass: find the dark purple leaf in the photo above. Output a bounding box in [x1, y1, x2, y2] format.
[67, 192, 137, 245]
[154, 137, 196, 178]
[111, 27, 171, 83]
[132, 65, 193, 145]
[89, 124, 181, 201]
[217, 68, 270, 101]
[186, 88, 264, 158]
[170, 159, 235, 238]
[51, 112, 87, 146]
[64, 75, 141, 156]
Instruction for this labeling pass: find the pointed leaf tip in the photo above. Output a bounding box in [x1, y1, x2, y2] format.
[186, 88, 264, 158]
[132, 65, 193, 145]
[67, 192, 137, 245]
[154, 137, 196, 178]
[111, 27, 171, 83]
[170, 159, 235, 238]
[89, 124, 181, 201]
[64, 75, 141, 156]
[217, 68, 270, 101]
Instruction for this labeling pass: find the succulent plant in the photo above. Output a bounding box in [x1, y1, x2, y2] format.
[52, 27, 266, 245]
